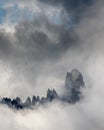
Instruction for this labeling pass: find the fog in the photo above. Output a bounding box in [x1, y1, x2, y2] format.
[0, 0, 104, 130]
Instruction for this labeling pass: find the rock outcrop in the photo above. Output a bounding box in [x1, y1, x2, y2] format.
[64, 69, 85, 103]
[0, 69, 85, 109]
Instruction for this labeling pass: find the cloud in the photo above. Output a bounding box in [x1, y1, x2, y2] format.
[0, 11, 79, 98]
[0, 0, 102, 99]
[39, 0, 94, 21]
[0, 0, 102, 100]
[1, 97, 104, 130]
[0, 0, 104, 130]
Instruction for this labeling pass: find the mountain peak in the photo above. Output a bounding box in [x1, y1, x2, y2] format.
[64, 69, 85, 103]
[0, 69, 86, 109]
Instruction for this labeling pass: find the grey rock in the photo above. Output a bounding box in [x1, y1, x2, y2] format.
[0, 69, 86, 109]
[64, 69, 85, 103]
[47, 89, 59, 101]
[24, 97, 31, 108]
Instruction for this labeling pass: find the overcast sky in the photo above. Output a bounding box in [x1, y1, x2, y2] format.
[0, 0, 96, 98]
[0, 0, 104, 130]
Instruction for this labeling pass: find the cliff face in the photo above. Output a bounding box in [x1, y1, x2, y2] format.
[64, 69, 85, 103]
[0, 69, 85, 109]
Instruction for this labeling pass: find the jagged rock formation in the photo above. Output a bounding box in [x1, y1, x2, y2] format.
[0, 69, 85, 109]
[64, 69, 85, 103]
[32, 96, 37, 105]
[1, 97, 23, 109]
[24, 97, 32, 108]
[47, 89, 59, 101]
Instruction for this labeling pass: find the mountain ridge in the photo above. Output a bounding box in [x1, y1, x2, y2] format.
[0, 69, 85, 110]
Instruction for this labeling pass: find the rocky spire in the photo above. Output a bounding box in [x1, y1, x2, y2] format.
[64, 69, 85, 103]
[24, 97, 31, 108]
[0, 69, 86, 109]
[32, 96, 37, 105]
[47, 89, 59, 101]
